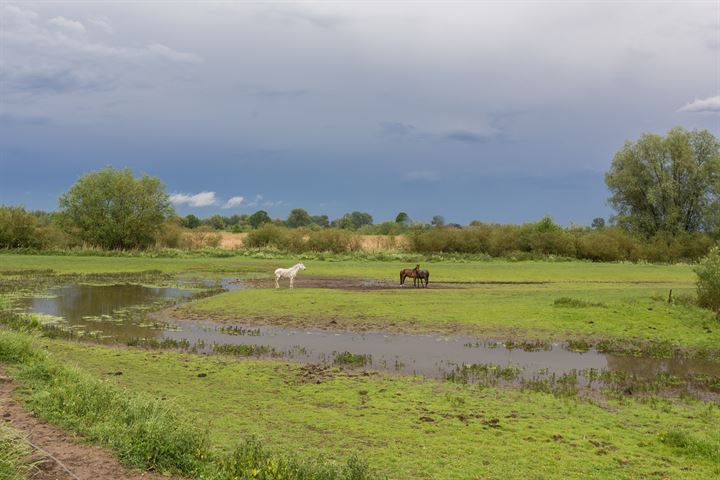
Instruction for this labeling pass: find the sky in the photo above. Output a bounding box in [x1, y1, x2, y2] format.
[1, 1, 718, 225]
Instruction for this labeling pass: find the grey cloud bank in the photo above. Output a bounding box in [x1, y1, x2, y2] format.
[1, 1, 718, 224]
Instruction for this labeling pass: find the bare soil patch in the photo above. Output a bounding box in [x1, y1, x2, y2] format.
[239, 275, 455, 290]
[0, 369, 180, 480]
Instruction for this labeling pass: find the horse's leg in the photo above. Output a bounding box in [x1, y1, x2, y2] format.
[275, 274, 280, 289]
[400, 273, 404, 285]
[290, 275, 294, 289]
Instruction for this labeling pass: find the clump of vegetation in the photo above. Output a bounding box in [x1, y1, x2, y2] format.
[213, 343, 276, 357]
[0, 422, 32, 480]
[445, 363, 523, 384]
[660, 429, 720, 464]
[214, 437, 378, 480]
[566, 339, 593, 353]
[554, 297, 606, 308]
[695, 245, 720, 314]
[333, 351, 371, 367]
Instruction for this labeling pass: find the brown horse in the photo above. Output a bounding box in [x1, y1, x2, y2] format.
[400, 264, 421, 286]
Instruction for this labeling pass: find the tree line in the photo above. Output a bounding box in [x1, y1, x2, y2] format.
[0, 126, 718, 258]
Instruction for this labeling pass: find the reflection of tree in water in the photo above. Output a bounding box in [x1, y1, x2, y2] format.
[605, 354, 717, 378]
[26, 285, 189, 341]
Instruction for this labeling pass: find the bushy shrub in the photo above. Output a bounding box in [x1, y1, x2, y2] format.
[244, 224, 304, 252]
[0, 206, 45, 248]
[307, 229, 361, 253]
[695, 245, 720, 312]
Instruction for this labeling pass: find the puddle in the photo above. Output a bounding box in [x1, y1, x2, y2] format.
[15, 282, 719, 388]
[162, 322, 719, 382]
[17, 284, 194, 340]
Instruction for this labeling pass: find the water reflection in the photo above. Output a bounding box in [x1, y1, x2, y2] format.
[20, 284, 192, 341]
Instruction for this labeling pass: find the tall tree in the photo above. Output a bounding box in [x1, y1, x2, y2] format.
[395, 211, 411, 225]
[248, 210, 271, 229]
[286, 208, 311, 228]
[431, 215, 445, 227]
[58, 167, 172, 249]
[605, 127, 720, 235]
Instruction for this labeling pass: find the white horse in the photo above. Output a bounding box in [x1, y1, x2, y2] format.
[274, 263, 306, 288]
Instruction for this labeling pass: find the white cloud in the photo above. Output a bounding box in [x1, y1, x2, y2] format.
[169, 191, 217, 207]
[678, 95, 720, 113]
[48, 16, 85, 34]
[223, 196, 244, 208]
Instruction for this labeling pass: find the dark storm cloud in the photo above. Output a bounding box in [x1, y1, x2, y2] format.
[1, 1, 718, 224]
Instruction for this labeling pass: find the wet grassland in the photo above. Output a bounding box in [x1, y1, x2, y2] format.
[0, 253, 718, 479]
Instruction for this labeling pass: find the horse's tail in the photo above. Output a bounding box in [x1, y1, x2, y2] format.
[425, 271, 430, 286]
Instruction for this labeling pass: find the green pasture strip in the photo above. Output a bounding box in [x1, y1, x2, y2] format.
[47, 340, 720, 480]
[0, 254, 696, 283]
[186, 285, 719, 353]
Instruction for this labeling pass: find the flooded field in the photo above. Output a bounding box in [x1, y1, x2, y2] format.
[15, 282, 719, 389]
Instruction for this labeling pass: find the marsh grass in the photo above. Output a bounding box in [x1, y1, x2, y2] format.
[553, 297, 606, 308]
[445, 363, 523, 384]
[333, 351, 372, 367]
[213, 343, 276, 357]
[0, 422, 32, 480]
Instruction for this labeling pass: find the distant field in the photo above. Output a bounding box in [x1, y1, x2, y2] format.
[218, 232, 410, 251]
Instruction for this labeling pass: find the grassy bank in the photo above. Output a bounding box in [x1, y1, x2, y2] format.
[43, 338, 720, 479]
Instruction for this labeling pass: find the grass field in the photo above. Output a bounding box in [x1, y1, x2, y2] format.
[1, 253, 718, 479]
[43, 339, 720, 480]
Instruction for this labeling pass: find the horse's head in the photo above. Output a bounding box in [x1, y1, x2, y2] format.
[298, 263, 306, 270]
[415, 264, 420, 270]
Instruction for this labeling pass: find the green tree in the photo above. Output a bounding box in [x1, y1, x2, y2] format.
[310, 215, 329, 228]
[0, 206, 43, 248]
[334, 211, 373, 230]
[248, 210, 271, 229]
[207, 214, 226, 230]
[605, 127, 720, 236]
[591, 217, 605, 230]
[286, 208, 311, 228]
[58, 167, 172, 249]
[431, 215, 445, 227]
[182, 214, 200, 229]
[395, 211, 411, 225]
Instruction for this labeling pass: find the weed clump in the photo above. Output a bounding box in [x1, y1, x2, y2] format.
[695, 245, 720, 314]
[553, 297, 606, 308]
[333, 351, 371, 367]
[0, 423, 32, 480]
[214, 437, 379, 480]
[660, 429, 720, 464]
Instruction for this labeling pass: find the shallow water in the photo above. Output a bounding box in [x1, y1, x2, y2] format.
[19, 282, 720, 383]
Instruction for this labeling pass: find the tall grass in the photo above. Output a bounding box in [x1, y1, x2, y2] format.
[0, 329, 384, 479]
[0, 423, 32, 480]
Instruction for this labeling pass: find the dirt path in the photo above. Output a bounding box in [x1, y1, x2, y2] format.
[0, 368, 179, 480]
